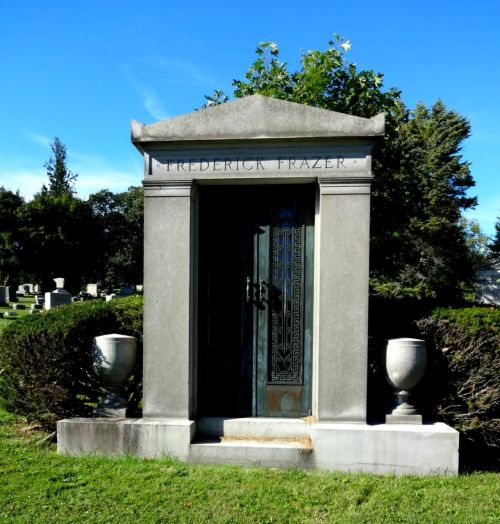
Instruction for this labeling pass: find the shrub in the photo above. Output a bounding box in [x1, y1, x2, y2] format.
[416, 307, 500, 470]
[0, 296, 143, 431]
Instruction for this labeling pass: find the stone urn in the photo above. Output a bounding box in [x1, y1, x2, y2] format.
[384, 338, 426, 424]
[92, 334, 137, 417]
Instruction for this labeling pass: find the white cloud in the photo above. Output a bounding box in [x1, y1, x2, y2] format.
[0, 168, 46, 199]
[142, 89, 169, 121]
[123, 64, 170, 121]
[153, 57, 217, 88]
[26, 132, 52, 149]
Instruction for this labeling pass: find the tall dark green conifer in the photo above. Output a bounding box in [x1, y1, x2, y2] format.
[205, 38, 478, 300]
[44, 137, 78, 196]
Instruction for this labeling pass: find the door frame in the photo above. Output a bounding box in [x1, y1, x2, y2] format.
[196, 183, 315, 418]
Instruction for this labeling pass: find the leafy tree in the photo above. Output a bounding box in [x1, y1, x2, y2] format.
[489, 216, 500, 256]
[205, 38, 477, 301]
[88, 186, 144, 290]
[17, 192, 101, 294]
[43, 137, 78, 196]
[0, 187, 24, 285]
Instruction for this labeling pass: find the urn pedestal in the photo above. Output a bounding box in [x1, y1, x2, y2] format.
[385, 338, 427, 424]
[92, 334, 137, 417]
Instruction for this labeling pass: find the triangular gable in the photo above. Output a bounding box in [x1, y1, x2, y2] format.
[132, 94, 384, 145]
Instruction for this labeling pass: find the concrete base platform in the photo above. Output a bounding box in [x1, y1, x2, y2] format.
[57, 417, 459, 475]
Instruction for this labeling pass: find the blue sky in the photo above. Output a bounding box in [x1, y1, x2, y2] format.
[1, 0, 499, 235]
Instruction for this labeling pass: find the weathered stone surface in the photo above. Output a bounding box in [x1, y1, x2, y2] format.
[132, 94, 384, 145]
[45, 290, 72, 310]
[57, 418, 459, 475]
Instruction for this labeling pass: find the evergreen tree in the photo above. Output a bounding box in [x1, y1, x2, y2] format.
[205, 38, 477, 301]
[44, 137, 78, 196]
[490, 217, 500, 256]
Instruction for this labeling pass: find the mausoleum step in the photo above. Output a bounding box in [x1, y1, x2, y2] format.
[196, 416, 312, 440]
[189, 437, 313, 468]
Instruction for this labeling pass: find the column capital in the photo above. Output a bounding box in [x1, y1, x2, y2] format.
[318, 177, 372, 195]
[143, 179, 194, 197]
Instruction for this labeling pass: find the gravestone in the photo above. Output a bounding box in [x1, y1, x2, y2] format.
[119, 286, 134, 296]
[86, 283, 99, 297]
[57, 95, 458, 475]
[13, 303, 25, 310]
[35, 295, 45, 306]
[7, 286, 18, 302]
[45, 278, 72, 310]
[0, 287, 8, 306]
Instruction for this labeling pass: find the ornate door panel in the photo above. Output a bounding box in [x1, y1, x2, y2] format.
[198, 185, 314, 417]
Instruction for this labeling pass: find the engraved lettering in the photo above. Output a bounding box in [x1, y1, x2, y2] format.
[288, 157, 297, 169]
[312, 158, 321, 169]
[199, 159, 210, 171]
[177, 160, 186, 171]
[213, 159, 221, 171]
[188, 160, 196, 172]
[298, 159, 310, 169]
[337, 155, 345, 168]
[256, 158, 265, 170]
[242, 158, 254, 170]
[325, 156, 334, 168]
[278, 158, 285, 169]
[224, 159, 233, 171]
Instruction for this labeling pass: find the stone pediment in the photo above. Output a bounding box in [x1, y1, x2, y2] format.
[131, 94, 384, 145]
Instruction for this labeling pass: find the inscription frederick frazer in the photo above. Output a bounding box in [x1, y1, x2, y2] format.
[148, 154, 362, 176]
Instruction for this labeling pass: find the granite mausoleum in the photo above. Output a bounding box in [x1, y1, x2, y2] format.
[57, 95, 458, 474]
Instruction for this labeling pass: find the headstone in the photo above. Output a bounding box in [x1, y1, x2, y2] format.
[35, 295, 45, 306]
[33, 284, 41, 294]
[13, 303, 26, 310]
[31, 304, 43, 310]
[3, 311, 17, 318]
[22, 283, 34, 294]
[105, 293, 118, 302]
[0, 287, 8, 307]
[7, 286, 18, 302]
[119, 286, 134, 296]
[44, 278, 72, 310]
[136, 285, 144, 293]
[86, 283, 99, 297]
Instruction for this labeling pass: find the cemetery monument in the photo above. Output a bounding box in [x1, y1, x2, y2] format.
[57, 95, 458, 474]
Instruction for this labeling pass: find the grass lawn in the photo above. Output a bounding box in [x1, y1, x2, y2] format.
[0, 409, 499, 523]
[0, 295, 36, 334]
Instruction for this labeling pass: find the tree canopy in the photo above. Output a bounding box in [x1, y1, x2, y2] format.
[0, 187, 24, 285]
[43, 137, 78, 196]
[206, 37, 478, 301]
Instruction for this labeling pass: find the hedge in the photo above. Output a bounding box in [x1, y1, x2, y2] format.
[0, 296, 143, 431]
[417, 307, 499, 470]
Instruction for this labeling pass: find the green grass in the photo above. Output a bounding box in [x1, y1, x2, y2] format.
[0, 295, 36, 333]
[0, 409, 499, 522]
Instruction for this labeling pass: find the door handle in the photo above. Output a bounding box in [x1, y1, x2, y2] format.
[258, 278, 266, 302]
[245, 276, 251, 302]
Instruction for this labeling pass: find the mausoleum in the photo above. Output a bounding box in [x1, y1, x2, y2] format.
[58, 95, 458, 474]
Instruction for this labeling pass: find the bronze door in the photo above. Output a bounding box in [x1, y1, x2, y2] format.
[198, 185, 314, 417]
